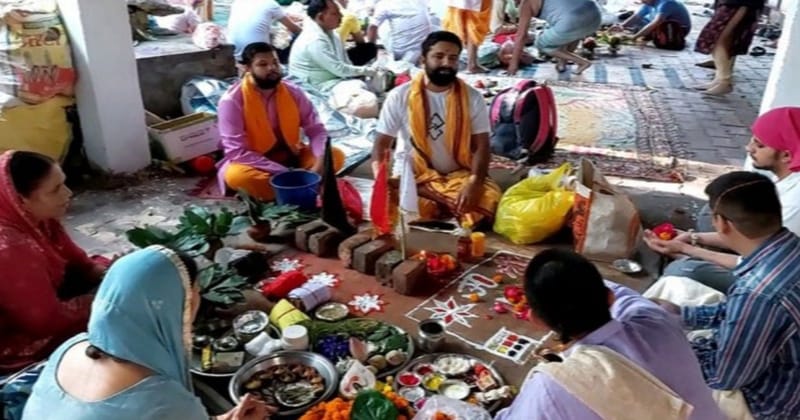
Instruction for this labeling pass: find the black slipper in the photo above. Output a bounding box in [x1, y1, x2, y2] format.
[750, 46, 766, 56]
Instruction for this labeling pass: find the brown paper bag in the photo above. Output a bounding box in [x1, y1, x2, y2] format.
[572, 159, 642, 262]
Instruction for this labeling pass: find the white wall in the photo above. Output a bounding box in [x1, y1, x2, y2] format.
[760, 0, 800, 113]
[57, 0, 150, 173]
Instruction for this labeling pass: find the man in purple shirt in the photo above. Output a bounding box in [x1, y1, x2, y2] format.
[216, 42, 344, 200]
[495, 249, 724, 420]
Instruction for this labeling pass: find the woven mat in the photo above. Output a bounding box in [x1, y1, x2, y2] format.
[470, 77, 686, 182]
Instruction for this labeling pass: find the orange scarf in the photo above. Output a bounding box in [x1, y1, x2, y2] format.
[241, 73, 301, 155]
[407, 72, 472, 182]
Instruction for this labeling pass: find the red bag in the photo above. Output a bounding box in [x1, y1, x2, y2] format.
[338, 179, 364, 224]
[489, 79, 559, 164]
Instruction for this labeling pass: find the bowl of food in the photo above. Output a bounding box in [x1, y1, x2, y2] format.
[229, 351, 338, 416]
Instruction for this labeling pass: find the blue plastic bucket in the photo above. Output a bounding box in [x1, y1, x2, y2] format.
[269, 170, 322, 210]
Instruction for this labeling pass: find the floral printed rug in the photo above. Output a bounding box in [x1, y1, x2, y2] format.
[474, 78, 687, 183]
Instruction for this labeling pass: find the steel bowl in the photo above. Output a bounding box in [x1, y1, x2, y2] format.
[233, 310, 269, 343]
[612, 259, 643, 274]
[229, 351, 339, 417]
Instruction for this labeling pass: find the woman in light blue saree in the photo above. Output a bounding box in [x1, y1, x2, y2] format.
[22, 246, 273, 420]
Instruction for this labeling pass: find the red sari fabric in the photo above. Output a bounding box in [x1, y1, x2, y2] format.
[0, 151, 97, 373]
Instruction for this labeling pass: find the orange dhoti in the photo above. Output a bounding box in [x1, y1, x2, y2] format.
[224, 146, 345, 201]
[443, 0, 493, 46]
[391, 170, 501, 224]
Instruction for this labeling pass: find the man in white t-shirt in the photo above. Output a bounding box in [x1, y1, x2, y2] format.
[645, 106, 800, 293]
[227, 0, 301, 62]
[372, 30, 501, 225]
[366, 0, 433, 64]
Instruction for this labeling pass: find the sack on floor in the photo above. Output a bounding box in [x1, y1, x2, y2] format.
[328, 80, 378, 119]
[652, 21, 687, 51]
[493, 163, 574, 245]
[489, 79, 558, 163]
[0, 0, 76, 109]
[571, 158, 642, 261]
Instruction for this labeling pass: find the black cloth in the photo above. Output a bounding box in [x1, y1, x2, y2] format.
[347, 42, 378, 66]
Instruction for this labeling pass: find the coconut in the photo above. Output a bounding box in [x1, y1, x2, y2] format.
[367, 355, 387, 371]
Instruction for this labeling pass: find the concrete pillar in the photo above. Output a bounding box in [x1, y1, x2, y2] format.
[760, 0, 800, 113]
[57, 0, 150, 173]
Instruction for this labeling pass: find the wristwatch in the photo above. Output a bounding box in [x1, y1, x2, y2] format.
[688, 229, 699, 247]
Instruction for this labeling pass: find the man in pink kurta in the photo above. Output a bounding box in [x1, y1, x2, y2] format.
[216, 42, 342, 200]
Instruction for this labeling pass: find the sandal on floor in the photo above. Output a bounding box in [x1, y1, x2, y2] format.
[750, 46, 766, 56]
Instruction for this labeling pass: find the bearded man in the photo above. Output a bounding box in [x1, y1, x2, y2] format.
[216, 42, 344, 200]
[372, 31, 501, 224]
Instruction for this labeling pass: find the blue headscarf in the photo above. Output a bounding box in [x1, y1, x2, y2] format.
[87, 246, 195, 390]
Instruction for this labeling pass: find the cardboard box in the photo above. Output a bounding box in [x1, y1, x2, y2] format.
[148, 112, 219, 163]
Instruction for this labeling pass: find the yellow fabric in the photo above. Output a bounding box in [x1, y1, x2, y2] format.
[405, 71, 500, 222]
[269, 299, 310, 331]
[407, 72, 472, 183]
[241, 74, 301, 154]
[0, 96, 75, 162]
[444, 0, 492, 45]
[417, 170, 501, 223]
[224, 147, 345, 201]
[534, 345, 694, 420]
[408, 73, 502, 222]
[337, 13, 362, 43]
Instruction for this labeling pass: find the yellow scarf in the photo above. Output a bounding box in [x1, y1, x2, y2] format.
[240, 73, 301, 155]
[407, 72, 473, 182]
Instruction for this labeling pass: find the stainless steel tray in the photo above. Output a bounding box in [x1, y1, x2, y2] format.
[394, 352, 507, 413]
[229, 351, 339, 417]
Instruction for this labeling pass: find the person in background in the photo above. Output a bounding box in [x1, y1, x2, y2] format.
[289, 0, 380, 117]
[646, 107, 800, 293]
[495, 249, 725, 420]
[614, 0, 691, 50]
[227, 0, 302, 63]
[0, 151, 108, 376]
[217, 42, 344, 201]
[372, 31, 501, 225]
[648, 171, 800, 420]
[507, 0, 601, 75]
[335, 0, 378, 65]
[367, 0, 433, 64]
[443, 0, 493, 73]
[22, 246, 275, 419]
[693, 0, 765, 95]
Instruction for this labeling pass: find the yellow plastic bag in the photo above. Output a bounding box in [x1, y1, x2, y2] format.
[493, 163, 575, 245]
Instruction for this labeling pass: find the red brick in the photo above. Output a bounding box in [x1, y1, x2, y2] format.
[295, 220, 328, 252]
[393, 259, 427, 296]
[308, 227, 345, 258]
[352, 238, 394, 275]
[338, 233, 373, 268]
[375, 250, 403, 286]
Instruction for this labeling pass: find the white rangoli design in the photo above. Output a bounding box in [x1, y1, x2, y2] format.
[424, 297, 479, 328]
[457, 273, 498, 298]
[348, 293, 386, 314]
[270, 258, 303, 273]
[307, 272, 340, 288]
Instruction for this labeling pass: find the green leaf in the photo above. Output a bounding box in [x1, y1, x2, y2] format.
[125, 226, 175, 248]
[351, 390, 398, 420]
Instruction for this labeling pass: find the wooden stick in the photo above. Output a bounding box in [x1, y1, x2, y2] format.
[399, 212, 407, 260]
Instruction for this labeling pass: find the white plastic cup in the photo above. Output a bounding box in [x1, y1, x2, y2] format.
[281, 325, 309, 351]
